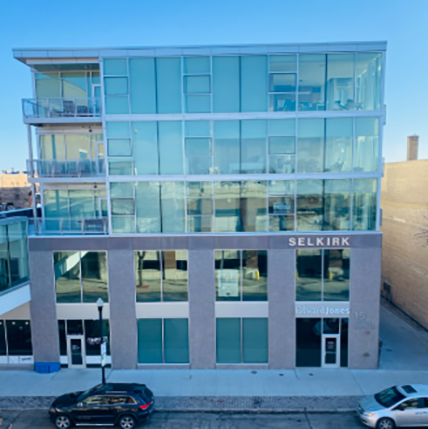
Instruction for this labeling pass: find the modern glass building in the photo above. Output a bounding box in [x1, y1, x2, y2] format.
[12, 41, 385, 371]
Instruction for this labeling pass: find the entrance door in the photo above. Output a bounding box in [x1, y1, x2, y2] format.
[67, 336, 86, 369]
[322, 334, 340, 368]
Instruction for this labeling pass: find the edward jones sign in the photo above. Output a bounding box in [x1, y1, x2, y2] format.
[288, 236, 350, 248]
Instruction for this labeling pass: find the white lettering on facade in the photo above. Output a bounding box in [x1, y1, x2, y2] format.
[295, 304, 350, 316]
[288, 237, 351, 248]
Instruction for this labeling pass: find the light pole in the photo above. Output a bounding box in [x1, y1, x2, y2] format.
[96, 298, 106, 385]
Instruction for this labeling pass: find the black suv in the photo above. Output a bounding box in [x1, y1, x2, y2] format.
[49, 383, 154, 429]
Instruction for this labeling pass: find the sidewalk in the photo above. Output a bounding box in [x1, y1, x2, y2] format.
[0, 303, 427, 412]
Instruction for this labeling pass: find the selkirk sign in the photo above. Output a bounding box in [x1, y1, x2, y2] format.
[288, 236, 351, 248]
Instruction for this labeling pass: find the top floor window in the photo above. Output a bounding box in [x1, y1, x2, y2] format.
[102, 53, 383, 115]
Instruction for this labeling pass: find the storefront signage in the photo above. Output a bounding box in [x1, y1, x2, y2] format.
[289, 236, 350, 248]
[296, 303, 350, 317]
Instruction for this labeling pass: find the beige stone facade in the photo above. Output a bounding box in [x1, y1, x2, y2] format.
[381, 159, 428, 329]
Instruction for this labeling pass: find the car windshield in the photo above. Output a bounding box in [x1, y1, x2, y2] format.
[374, 386, 406, 408]
[78, 384, 103, 402]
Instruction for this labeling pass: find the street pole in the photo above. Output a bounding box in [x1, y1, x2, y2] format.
[97, 298, 106, 385]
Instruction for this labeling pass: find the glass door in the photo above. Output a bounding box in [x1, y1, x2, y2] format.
[67, 335, 86, 369]
[322, 334, 340, 368]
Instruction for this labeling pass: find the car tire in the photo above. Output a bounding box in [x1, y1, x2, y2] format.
[376, 417, 395, 429]
[54, 414, 72, 429]
[118, 415, 136, 429]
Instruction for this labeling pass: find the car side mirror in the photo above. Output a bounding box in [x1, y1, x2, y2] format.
[77, 402, 84, 408]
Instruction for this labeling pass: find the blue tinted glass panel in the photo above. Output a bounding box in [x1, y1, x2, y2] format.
[269, 74, 296, 92]
[269, 94, 296, 112]
[106, 122, 130, 138]
[129, 58, 156, 114]
[243, 318, 268, 363]
[269, 155, 295, 174]
[110, 182, 133, 198]
[269, 55, 297, 72]
[187, 157, 211, 175]
[241, 120, 267, 174]
[107, 139, 132, 157]
[158, 121, 183, 175]
[137, 319, 162, 363]
[184, 76, 210, 94]
[108, 159, 133, 175]
[325, 118, 352, 172]
[185, 95, 211, 113]
[355, 118, 379, 172]
[132, 121, 159, 175]
[297, 119, 325, 173]
[212, 57, 240, 113]
[298, 55, 326, 111]
[213, 121, 240, 174]
[241, 56, 268, 112]
[186, 138, 211, 156]
[164, 319, 189, 363]
[104, 77, 128, 95]
[269, 119, 295, 136]
[356, 53, 382, 111]
[161, 182, 185, 233]
[353, 179, 377, 231]
[216, 318, 241, 363]
[297, 180, 323, 231]
[214, 182, 241, 232]
[326, 54, 355, 111]
[111, 198, 134, 216]
[185, 121, 211, 136]
[269, 136, 295, 154]
[156, 58, 182, 114]
[136, 182, 161, 233]
[324, 179, 351, 231]
[184, 57, 210, 74]
[112, 216, 135, 233]
[104, 58, 127, 75]
[105, 97, 129, 114]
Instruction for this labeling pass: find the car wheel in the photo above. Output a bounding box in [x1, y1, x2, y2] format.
[55, 415, 72, 429]
[119, 415, 136, 429]
[376, 417, 395, 429]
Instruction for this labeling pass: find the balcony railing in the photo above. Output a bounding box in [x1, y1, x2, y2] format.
[27, 159, 106, 178]
[29, 217, 108, 235]
[22, 98, 102, 119]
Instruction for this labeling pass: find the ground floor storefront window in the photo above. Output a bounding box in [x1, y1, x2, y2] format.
[137, 318, 189, 364]
[58, 319, 110, 367]
[296, 318, 348, 367]
[216, 318, 268, 364]
[0, 320, 32, 364]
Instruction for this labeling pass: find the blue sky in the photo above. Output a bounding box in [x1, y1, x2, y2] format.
[1, 0, 427, 170]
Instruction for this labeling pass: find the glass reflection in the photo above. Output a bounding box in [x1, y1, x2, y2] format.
[297, 180, 323, 231]
[353, 179, 377, 230]
[296, 249, 322, 301]
[214, 182, 240, 232]
[323, 249, 350, 301]
[162, 251, 188, 301]
[356, 53, 382, 111]
[297, 119, 325, 173]
[298, 55, 326, 111]
[242, 251, 267, 301]
[323, 180, 351, 231]
[135, 182, 161, 233]
[355, 118, 379, 172]
[213, 121, 240, 174]
[326, 54, 354, 111]
[215, 250, 241, 301]
[325, 118, 352, 172]
[81, 252, 108, 303]
[135, 251, 161, 302]
[241, 181, 267, 232]
[54, 252, 81, 303]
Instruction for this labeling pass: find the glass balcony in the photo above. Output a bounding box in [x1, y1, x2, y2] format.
[29, 217, 108, 235]
[22, 98, 102, 119]
[27, 159, 105, 178]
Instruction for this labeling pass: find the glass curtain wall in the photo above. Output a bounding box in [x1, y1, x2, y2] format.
[109, 179, 376, 233]
[0, 221, 29, 293]
[104, 53, 382, 114]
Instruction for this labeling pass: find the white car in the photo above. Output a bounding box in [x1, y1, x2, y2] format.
[357, 384, 428, 428]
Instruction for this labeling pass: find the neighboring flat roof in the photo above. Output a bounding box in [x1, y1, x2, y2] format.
[0, 216, 28, 226]
[13, 41, 387, 66]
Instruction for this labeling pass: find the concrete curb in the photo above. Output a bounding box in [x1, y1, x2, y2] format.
[0, 395, 362, 412]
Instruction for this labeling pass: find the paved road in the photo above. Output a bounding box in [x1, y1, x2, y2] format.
[0, 411, 367, 429]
